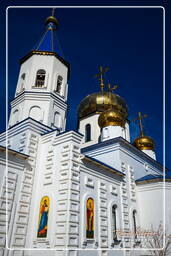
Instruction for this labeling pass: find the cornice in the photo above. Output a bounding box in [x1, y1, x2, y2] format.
[19, 50, 70, 80]
[81, 137, 166, 172]
[11, 91, 68, 110]
[0, 146, 29, 160]
[0, 118, 53, 141]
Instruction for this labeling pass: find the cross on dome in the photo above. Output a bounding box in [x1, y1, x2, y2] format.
[133, 112, 148, 137]
[108, 83, 118, 92]
[94, 66, 109, 92]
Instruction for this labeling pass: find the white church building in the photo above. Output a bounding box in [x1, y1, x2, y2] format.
[0, 13, 170, 256]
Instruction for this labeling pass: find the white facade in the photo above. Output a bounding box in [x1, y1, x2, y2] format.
[9, 53, 69, 132]
[78, 114, 101, 147]
[79, 115, 130, 147]
[142, 149, 156, 160]
[101, 121, 130, 142]
[0, 14, 170, 256]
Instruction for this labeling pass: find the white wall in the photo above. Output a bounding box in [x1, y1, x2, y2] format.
[9, 54, 69, 131]
[79, 114, 101, 147]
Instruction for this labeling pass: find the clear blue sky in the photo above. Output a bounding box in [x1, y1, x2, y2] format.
[1, 0, 171, 169]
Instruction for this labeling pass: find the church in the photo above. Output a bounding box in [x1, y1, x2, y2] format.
[0, 12, 170, 256]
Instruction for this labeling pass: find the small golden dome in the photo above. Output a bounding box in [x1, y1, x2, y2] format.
[45, 16, 59, 28]
[78, 91, 128, 119]
[133, 136, 155, 150]
[98, 109, 126, 128]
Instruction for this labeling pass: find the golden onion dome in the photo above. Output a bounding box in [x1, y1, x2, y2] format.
[133, 136, 155, 151]
[78, 91, 128, 119]
[98, 109, 126, 128]
[45, 16, 59, 28]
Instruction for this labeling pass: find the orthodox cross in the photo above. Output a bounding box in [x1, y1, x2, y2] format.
[107, 83, 118, 108]
[133, 112, 148, 137]
[108, 83, 118, 92]
[95, 66, 109, 92]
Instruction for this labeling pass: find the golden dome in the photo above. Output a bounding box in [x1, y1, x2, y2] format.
[78, 91, 128, 119]
[98, 109, 126, 128]
[133, 136, 155, 150]
[45, 16, 59, 28]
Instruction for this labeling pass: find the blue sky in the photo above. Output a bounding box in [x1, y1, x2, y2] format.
[1, 0, 171, 169]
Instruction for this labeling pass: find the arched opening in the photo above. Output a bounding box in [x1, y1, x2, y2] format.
[56, 75, 63, 94]
[29, 106, 43, 122]
[86, 198, 94, 239]
[85, 124, 91, 142]
[20, 73, 26, 91]
[37, 196, 50, 238]
[112, 204, 117, 241]
[12, 109, 19, 125]
[54, 112, 61, 129]
[35, 69, 46, 87]
[133, 210, 137, 239]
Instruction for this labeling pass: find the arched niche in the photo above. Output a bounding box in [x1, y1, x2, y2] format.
[12, 109, 19, 125]
[29, 106, 43, 122]
[53, 112, 61, 128]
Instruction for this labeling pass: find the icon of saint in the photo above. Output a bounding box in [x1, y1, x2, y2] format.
[86, 198, 94, 238]
[37, 198, 49, 237]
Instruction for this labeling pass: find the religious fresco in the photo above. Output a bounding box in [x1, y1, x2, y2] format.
[86, 198, 94, 239]
[37, 196, 50, 238]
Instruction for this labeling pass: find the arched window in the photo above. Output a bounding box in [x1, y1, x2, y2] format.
[85, 124, 91, 142]
[35, 69, 46, 87]
[21, 73, 26, 80]
[133, 210, 137, 239]
[20, 73, 26, 91]
[112, 205, 117, 241]
[56, 75, 63, 93]
[86, 198, 94, 239]
[37, 196, 50, 238]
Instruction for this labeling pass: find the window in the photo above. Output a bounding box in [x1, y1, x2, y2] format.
[112, 205, 117, 241]
[85, 124, 91, 142]
[37, 196, 50, 238]
[56, 75, 63, 93]
[35, 69, 46, 87]
[86, 198, 94, 239]
[21, 73, 26, 80]
[133, 210, 137, 239]
[20, 73, 26, 91]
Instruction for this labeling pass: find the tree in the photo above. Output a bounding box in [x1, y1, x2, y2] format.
[144, 224, 171, 256]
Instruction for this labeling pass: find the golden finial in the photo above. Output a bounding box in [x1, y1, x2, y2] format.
[95, 66, 109, 92]
[45, 8, 59, 30]
[133, 112, 148, 137]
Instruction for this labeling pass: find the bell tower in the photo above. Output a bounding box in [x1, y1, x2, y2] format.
[9, 14, 70, 132]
